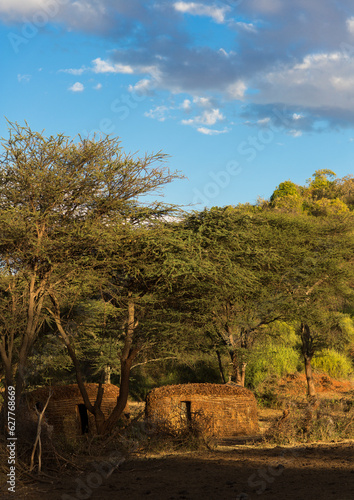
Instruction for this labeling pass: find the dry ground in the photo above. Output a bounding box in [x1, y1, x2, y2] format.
[1, 377, 353, 500]
[3, 440, 354, 500]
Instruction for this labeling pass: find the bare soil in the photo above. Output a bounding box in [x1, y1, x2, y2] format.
[1, 377, 353, 500]
[4, 440, 354, 500]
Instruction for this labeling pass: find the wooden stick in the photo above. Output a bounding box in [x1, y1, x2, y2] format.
[30, 391, 52, 473]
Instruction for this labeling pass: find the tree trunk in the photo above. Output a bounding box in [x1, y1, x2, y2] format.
[104, 365, 111, 384]
[300, 323, 316, 398]
[101, 353, 137, 434]
[304, 355, 316, 397]
[229, 350, 244, 385]
[51, 293, 140, 435]
[216, 350, 226, 384]
[240, 362, 247, 387]
[101, 297, 140, 434]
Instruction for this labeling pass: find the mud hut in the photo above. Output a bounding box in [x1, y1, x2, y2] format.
[26, 383, 128, 439]
[145, 383, 259, 437]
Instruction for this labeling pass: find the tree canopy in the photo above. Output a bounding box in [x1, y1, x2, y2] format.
[0, 122, 353, 435]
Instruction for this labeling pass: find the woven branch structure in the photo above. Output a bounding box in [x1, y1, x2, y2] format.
[145, 383, 259, 437]
[26, 383, 127, 439]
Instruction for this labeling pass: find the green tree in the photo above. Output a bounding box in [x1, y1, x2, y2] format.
[168, 207, 295, 386]
[0, 121, 180, 433]
[280, 215, 354, 396]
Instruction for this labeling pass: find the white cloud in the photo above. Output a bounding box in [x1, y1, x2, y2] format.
[197, 127, 228, 135]
[94, 83, 102, 90]
[193, 96, 212, 107]
[144, 105, 169, 121]
[173, 2, 229, 24]
[234, 21, 257, 33]
[227, 80, 247, 100]
[346, 17, 354, 35]
[289, 130, 302, 137]
[201, 108, 224, 125]
[92, 58, 134, 74]
[182, 108, 224, 126]
[17, 73, 31, 83]
[257, 117, 271, 125]
[0, 0, 50, 16]
[218, 48, 236, 57]
[181, 99, 192, 111]
[254, 51, 354, 112]
[60, 67, 86, 75]
[69, 82, 84, 92]
[128, 78, 154, 95]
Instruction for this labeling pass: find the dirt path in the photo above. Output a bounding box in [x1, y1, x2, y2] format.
[5, 441, 354, 500]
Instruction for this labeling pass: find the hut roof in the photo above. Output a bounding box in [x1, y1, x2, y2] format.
[27, 383, 120, 402]
[146, 383, 255, 399]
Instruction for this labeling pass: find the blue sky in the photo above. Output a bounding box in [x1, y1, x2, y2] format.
[1, 0, 354, 209]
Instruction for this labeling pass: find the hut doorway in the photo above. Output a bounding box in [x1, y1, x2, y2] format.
[77, 404, 89, 434]
[180, 401, 192, 423]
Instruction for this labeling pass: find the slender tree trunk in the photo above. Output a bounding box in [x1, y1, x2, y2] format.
[216, 350, 226, 384]
[304, 355, 316, 397]
[235, 366, 242, 385]
[104, 366, 111, 384]
[49, 293, 107, 432]
[240, 362, 247, 387]
[300, 323, 316, 398]
[102, 297, 140, 434]
[229, 350, 241, 383]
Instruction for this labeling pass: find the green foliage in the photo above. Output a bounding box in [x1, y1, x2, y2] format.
[129, 354, 222, 400]
[312, 349, 353, 379]
[0, 121, 181, 406]
[261, 321, 299, 347]
[246, 344, 301, 388]
[270, 180, 301, 201]
[306, 197, 350, 216]
[307, 169, 336, 190]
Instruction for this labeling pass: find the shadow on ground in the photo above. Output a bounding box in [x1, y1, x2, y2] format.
[4, 442, 353, 500]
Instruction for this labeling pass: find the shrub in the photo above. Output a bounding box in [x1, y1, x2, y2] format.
[246, 345, 301, 389]
[312, 349, 353, 379]
[265, 399, 354, 444]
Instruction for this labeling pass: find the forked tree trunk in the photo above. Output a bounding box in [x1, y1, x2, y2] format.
[51, 293, 140, 435]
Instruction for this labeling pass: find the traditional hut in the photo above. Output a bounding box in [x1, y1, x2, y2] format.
[145, 383, 259, 437]
[26, 383, 128, 439]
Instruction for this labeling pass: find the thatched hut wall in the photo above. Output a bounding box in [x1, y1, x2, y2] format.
[26, 383, 127, 439]
[145, 383, 259, 437]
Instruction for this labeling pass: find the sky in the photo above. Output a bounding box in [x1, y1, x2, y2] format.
[1, 0, 354, 209]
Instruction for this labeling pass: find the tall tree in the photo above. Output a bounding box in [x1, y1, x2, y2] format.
[166, 207, 289, 385]
[0, 121, 180, 432]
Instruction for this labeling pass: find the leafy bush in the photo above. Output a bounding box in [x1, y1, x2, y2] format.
[246, 345, 301, 389]
[312, 349, 353, 379]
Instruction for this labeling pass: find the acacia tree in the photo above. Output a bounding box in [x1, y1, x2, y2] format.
[169, 206, 353, 393]
[0, 121, 180, 432]
[273, 213, 354, 396]
[164, 207, 289, 385]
